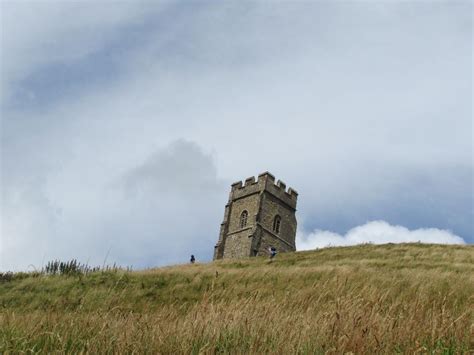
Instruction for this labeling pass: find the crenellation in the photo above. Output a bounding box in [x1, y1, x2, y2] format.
[276, 180, 286, 190]
[230, 173, 298, 207]
[231, 181, 243, 190]
[232, 182, 261, 200]
[258, 171, 275, 183]
[244, 176, 256, 186]
[287, 187, 298, 199]
[266, 183, 297, 209]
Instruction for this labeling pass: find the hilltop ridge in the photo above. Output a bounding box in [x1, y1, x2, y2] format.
[1, 243, 473, 353]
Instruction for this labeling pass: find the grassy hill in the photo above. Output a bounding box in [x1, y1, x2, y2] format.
[1, 243, 473, 353]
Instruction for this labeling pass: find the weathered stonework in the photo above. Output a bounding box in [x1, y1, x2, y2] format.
[213, 172, 298, 260]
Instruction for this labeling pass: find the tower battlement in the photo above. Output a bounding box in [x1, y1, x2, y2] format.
[230, 171, 298, 209]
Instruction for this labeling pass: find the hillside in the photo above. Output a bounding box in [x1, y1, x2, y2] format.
[1, 243, 473, 353]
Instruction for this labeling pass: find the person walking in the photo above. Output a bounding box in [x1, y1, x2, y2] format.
[190, 255, 195, 264]
[269, 246, 277, 261]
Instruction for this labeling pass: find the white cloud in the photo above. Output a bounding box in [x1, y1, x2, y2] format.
[296, 220, 465, 250]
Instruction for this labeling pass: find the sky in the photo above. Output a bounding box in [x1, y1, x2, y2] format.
[1, 1, 472, 271]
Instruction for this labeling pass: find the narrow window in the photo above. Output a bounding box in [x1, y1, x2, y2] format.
[273, 215, 281, 234]
[240, 210, 248, 228]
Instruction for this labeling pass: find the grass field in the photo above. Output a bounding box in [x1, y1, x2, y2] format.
[1, 243, 473, 353]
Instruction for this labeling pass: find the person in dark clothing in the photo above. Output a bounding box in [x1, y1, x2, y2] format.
[190, 255, 195, 264]
[269, 246, 277, 261]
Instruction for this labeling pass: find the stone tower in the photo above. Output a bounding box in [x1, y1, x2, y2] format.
[213, 172, 298, 260]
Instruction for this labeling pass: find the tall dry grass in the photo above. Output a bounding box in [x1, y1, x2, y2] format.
[1, 243, 473, 353]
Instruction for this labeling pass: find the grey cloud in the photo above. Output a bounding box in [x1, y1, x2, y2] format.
[100, 139, 227, 267]
[0, 1, 171, 104]
[1, 140, 227, 270]
[122, 140, 223, 197]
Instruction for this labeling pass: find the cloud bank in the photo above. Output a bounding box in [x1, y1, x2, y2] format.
[1, 2, 471, 270]
[297, 221, 465, 250]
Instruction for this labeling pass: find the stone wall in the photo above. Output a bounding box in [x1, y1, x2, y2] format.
[256, 229, 294, 256]
[223, 228, 254, 258]
[260, 192, 297, 249]
[227, 194, 260, 233]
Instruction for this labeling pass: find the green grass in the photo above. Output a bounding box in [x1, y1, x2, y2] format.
[1, 243, 473, 353]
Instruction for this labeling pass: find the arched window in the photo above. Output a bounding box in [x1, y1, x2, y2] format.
[240, 210, 248, 228]
[273, 215, 281, 234]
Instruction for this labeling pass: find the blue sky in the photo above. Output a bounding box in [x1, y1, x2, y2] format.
[1, 1, 472, 270]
